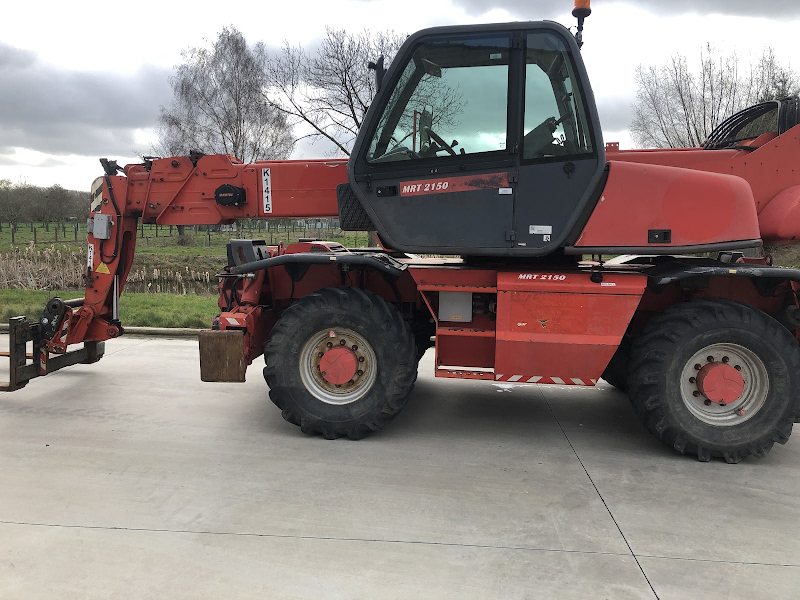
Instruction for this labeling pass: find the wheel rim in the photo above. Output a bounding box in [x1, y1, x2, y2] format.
[679, 342, 769, 426]
[299, 328, 377, 405]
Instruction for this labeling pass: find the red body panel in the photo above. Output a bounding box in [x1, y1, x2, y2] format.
[575, 161, 760, 249]
[494, 271, 646, 381]
[605, 124, 800, 245]
[125, 155, 345, 223]
[407, 266, 647, 382]
[758, 185, 800, 244]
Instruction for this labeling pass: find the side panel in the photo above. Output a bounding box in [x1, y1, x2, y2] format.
[756, 185, 800, 245]
[572, 161, 761, 251]
[494, 271, 646, 380]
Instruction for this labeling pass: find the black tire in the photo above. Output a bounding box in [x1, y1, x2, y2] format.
[628, 299, 800, 463]
[601, 336, 631, 392]
[263, 287, 416, 440]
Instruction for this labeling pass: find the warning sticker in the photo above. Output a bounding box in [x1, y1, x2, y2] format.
[87, 244, 94, 270]
[399, 173, 509, 197]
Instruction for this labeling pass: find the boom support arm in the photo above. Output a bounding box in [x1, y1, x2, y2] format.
[2, 154, 347, 389]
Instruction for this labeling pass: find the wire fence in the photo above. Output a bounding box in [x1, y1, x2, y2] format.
[0, 221, 372, 252]
[0, 221, 373, 293]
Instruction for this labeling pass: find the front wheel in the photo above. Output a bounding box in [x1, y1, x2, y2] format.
[628, 299, 800, 462]
[263, 287, 417, 439]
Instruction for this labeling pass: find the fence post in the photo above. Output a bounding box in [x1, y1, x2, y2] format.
[33, 227, 37, 245]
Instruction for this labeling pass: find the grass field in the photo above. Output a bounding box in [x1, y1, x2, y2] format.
[0, 222, 374, 297]
[1, 289, 219, 329]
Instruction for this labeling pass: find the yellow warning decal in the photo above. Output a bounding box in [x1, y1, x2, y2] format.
[96, 262, 111, 275]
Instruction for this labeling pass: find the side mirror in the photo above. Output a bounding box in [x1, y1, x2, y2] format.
[368, 56, 386, 93]
[421, 58, 442, 78]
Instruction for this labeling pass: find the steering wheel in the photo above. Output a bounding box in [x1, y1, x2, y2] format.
[423, 127, 457, 156]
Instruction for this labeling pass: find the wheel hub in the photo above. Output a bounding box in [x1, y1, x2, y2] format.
[695, 362, 744, 405]
[679, 342, 769, 426]
[319, 347, 359, 385]
[299, 328, 377, 406]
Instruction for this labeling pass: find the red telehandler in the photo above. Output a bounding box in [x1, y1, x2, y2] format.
[4, 2, 800, 463]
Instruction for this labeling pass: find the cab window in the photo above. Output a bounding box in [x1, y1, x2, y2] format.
[523, 32, 594, 160]
[367, 35, 511, 163]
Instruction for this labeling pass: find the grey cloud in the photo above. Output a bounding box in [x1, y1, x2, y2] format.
[0, 44, 36, 69]
[0, 152, 19, 166]
[452, 0, 799, 18]
[0, 42, 172, 158]
[0, 148, 68, 167]
[595, 95, 635, 131]
[38, 156, 71, 168]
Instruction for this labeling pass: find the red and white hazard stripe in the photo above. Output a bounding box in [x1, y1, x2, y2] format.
[494, 374, 597, 386]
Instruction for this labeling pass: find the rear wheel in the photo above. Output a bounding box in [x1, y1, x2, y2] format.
[628, 299, 800, 462]
[263, 287, 417, 439]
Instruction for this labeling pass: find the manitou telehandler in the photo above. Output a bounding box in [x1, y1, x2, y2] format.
[4, 2, 800, 463]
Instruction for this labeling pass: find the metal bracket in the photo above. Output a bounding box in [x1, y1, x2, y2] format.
[1, 316, 105, 392]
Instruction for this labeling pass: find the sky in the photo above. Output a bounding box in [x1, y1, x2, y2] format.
[1, 0, 799, 191]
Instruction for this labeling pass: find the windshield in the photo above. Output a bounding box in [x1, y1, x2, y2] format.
[366, 34, 511, 163]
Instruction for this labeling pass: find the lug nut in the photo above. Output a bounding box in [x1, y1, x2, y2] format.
[318, 352, 324, 358]
[351, 345, 358, 351]
[719, 401, 726, 407]
[693, 391, 701, 397]
[722, 356, 730, 363]
[704, 399, 712, 406]
[689, 377, 696, 384]
[356, 369, 363, 376]
[694, 364, 702, 371]
[734, 365, 742, 371]
[348, 380, 354, 385]
[707, 356, 715, 363]
[340, 339, 346, 346]
[359, 356, 365, 363]
[326, 342, 333, 348]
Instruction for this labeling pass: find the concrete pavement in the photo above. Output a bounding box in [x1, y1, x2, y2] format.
[1, 335, 798, 599]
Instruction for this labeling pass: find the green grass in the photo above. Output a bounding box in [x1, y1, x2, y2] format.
[1, 290, 219, 329]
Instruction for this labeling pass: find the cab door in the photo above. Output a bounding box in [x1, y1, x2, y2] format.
[349, 31, 518, 255]
[513, 29, 605, 253]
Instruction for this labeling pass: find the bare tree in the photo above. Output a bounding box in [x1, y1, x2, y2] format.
[631, 45, 799, 148]
[752, 47, 800, 103]
[0, 179, 14, 232]
[265, 28, 406, 155]
[156, 26, 295, 162]
[266, 28, 464, 158]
